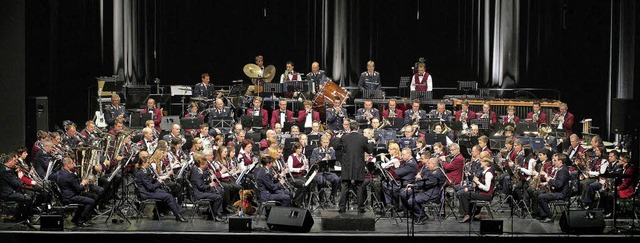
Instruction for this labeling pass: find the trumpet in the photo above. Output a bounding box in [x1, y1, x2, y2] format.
[551, 113, 564, 125]
[388, 109, 396, 118]
[478, 112, 489, 119]
[532, 112, 539, 123]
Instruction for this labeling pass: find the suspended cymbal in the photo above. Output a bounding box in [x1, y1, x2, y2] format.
[263, 65, 276, 83]
[243, 63, 262, 79]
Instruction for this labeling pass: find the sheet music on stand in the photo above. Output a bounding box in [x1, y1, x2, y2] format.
[170, 85, 192, 96]
[211, 117, 234, 129]
[362, 90, 383, 99]
[471, 118, 490, 130]
[410, 90, 432, 100]
[263, 83, 283, 94]
[284, 81, 310, 93]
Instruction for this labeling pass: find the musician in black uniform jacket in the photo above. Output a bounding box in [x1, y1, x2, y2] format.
[104, 94, 127, 129]
[193, 73, 220, 109]
[56, 157, 104, 227]
[537, 153, 571, 223]
[383, 147, 418, 211]
[0, 153, 35, 223]
[133, 156, 187, 222]
[401, 157, 446, 223]
[189, 152, 224, 221]
[256, 156, 293, 207]
[337, 122, 375, 213]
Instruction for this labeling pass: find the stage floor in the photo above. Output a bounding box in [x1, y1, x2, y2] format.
[1, 194, 638, 241]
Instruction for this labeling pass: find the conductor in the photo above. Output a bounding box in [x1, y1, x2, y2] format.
[338, 120, 375, 213]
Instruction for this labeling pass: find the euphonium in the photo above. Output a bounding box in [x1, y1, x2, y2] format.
[377, 118, 391, 131]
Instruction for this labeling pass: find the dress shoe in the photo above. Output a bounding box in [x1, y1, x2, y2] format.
[213, 215, 224, 222]
[76, 221, 91, 227]
[604, 213, 612, 219]
[473, 214, 482, 220]
[540, 217, 553, 223]
[175, 215, 188, 222]
[458, 215, 471, 223]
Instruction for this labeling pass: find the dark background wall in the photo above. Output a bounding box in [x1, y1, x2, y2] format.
[15, 0, 640, 149]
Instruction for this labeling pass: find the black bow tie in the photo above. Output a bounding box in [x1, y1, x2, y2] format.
[418, 74, 424, 77]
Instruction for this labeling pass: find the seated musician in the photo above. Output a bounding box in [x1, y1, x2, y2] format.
[246, 96, 269, 129]
[382, 98, 404, 120]
[564, 134, 584, 163]
[410, 62, 433, 92]
[497, 137, 517, 195]
[141, 98, 162, 131]
[404, 99, 427, 126]
[104, 94, 127, 130]
[138, 127, 158, 154]
[145, 119, 160, 139]
[108, 118, 125, 135]
[598, 154, 633, 218]
[378, 143, 403, 209]
[194, 123, 212, 147]
[184, 102, 204, 136]
[583, 150, 619, 210]
[309, 134, 340, 204]
[260, 129, 276, 150]
[551, 102, 575, 135]
[478, 135, 492, 155]
[440, 143, 464, 187]
[63, 123, 83, 151]
[306, 61, 327, 95]
[147, 140, 181, 199]
[98, 132, 131, 204]
[193, 73, 218, 109]
[308, 121, 324, 136]
[469, 124, 481, 137]
[428, 102, 452, 121]
[526, 101, 548, 125]
[358, 60, 382, 92]
[213, 146, 242, 212]
[455, 100, 476, 127]
[167, 137, 188, 175]
[190, 151, 224, 221]
[0, 153, 37, 227]
[527, 148, 553, 218]
[134, 152, 187, 222]
[578, 145, 606, 205]
[15, 148, 45, 197]
[326, 97, 348, 131]
[356, 99, 381, 124]
[163, 124, 186, 147]
[297, 100, 320, 133]
[206, 98, 234, 129]
[502, 105, 520, 125]
[398, 125, 417, 151]
[383, 147, 418, 211]
[33, 140, 55, 180]
[287, 142, 309, 206]
[256, 156, 293, 206]
[503, 125, 516, 140]
[537, 153, 571, 223]
[458, 157, 495, 223]
[236, 139, 257, 175]
[401, 157, 445, 224]
[56, 157, 105, 226]
[475, 101, 497, 126]
[271, 99, 294, 130]
[433, 123, 454, 145]
[455, 145, 483, 197]
[80, 120, 99, 142]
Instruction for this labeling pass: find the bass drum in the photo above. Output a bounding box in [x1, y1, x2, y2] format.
[313, 79, 349, 116]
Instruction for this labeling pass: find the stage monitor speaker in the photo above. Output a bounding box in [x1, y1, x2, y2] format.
[611, 98, 633, 133]
[27, 96, 49, 136]
[229, 217, 252, 232]
[559, 210, 605, 234]
[480, 220, 503, 235]
[266, 206, 314, 233]
[40, 214, 64, 231]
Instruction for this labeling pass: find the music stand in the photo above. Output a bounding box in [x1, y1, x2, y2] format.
[389, 118, 405, 130]
[210, 117, 234, 129]
[228, 84, 248, 97]
[410, 91, 432, 101]
[489, 137, 506, 150]
[450, 121, 463, 131]
[552, 129, 567, 139]
[318, 159, 337, 173]
[145, 94, 171, 109]
[241, 116, 263, 129]
[307, 134, 321, 146]
[285, 81, 310, 93]
[263, 83, 283, 96]
[355, 117, 370, 129]
[129, 113, 152, 129]
[425, 133, 447, 146]
[181, 117, 203, 130]
[362, 90, 383, 99]
[170, 85, 192, 117]
[471, 118, 490, 130]
[516, 122, 537, 136]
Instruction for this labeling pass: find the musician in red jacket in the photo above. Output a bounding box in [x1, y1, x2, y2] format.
[552, 103, 574, 135]
[526, 101, 548, 124]
[141, 98, 163, 131]
[502, 105, 520, 124]
[297, 100, 320, 132]
[246, 96, 269, 128]
[270, 99, 294, 129]
[601, 154, 635, 218]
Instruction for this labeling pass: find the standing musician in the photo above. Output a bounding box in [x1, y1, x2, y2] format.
[383, 147, 418, 212]
[526, 101, 547, 125]
[280, 60, 302, 82]
[440, 143, 464, 186]
[337, 121, 375, 213]
[502, 105, 520, 125]
[410, 62, 433, 91]
[458, 157, 495, 223]
[246, 96, 269, 128]
[551, 102, 575, 135]
[184, 102, 205, 136]
[56, 157, 105, 226]
[537, 153, 571, 223]
[382, 98, 404, 119]
[428, 102, 452, 121]
[141, 98, 163, 132]
[309, 135, 340, 204]
[104, 94, 127, 130]
[356, 99, 381, 124]
[358, 60, 382, 92]
[401, 157, 445, 224]
[271, 99, 294, 130]
[404, 99, 428, 126]
[326, 97, 348, 131]
[600, 154, 634, 218]
[256, 156, 293, 207]
[246, 55, 266, 96]
[306, 61, 327, 95]
[134, 152, 187, 222]
[190, 151, 225, 221]
[297, 100, 321, 133]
